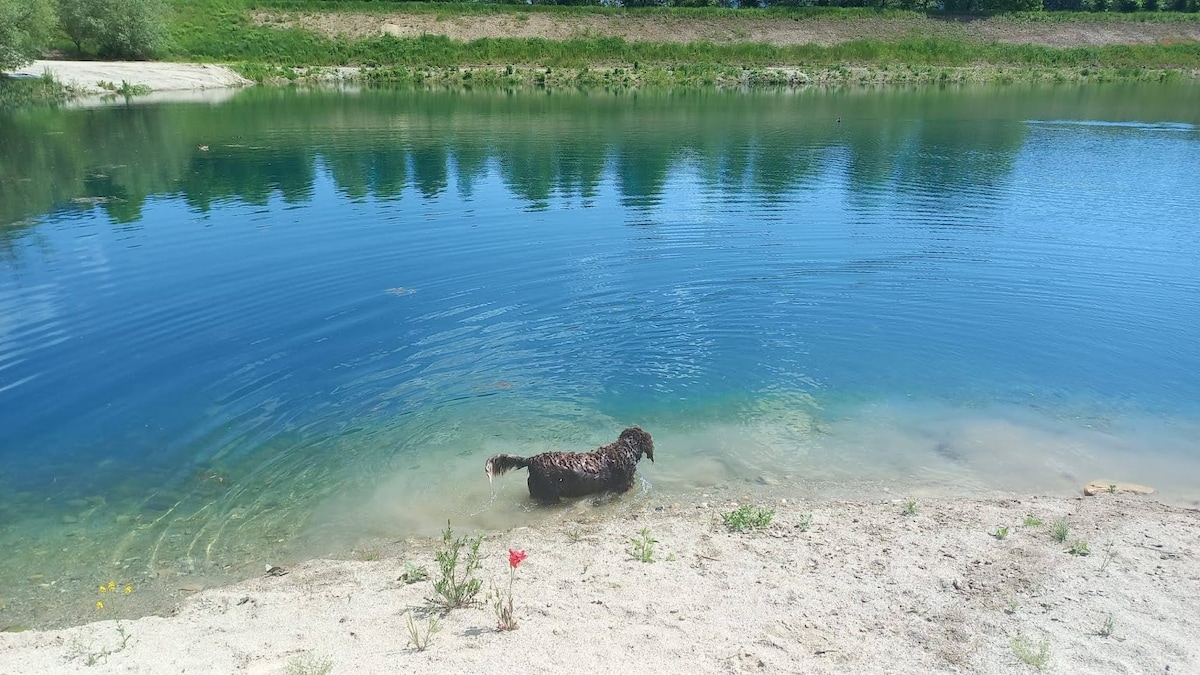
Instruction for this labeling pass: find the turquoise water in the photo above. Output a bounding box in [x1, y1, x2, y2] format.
[2, 84, 1200, 627]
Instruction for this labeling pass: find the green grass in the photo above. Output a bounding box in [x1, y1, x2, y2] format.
[1050, 517, 1071, 543]
[284, 654, 333, 675]
[170, 30, 1200, 71]
[1011, 636, 1051, 670]
[160, 0, 1200, 73]
[405, 612, 439, 652]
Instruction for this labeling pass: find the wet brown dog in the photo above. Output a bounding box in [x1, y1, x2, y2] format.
[484, 427, 654, 504]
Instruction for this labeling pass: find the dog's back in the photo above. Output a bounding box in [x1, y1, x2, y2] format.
[526, 451, 618, 500]
[485, 427, 654, 503]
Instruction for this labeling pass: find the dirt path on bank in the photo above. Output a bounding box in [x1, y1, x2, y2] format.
[255, 10, 1200, 48]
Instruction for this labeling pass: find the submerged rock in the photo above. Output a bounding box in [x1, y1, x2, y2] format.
[1083, 481, 1156, 496]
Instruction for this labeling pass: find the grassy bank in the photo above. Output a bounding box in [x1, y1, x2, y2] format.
[155, 0, 1200, 84]
[172, 25, 1200, 70]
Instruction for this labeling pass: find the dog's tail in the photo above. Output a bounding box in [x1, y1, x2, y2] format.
[485, 454, 529, 483]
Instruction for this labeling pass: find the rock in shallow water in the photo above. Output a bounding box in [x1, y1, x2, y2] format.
[1083, 481, 1156, 496]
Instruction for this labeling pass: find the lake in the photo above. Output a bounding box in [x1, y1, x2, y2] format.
[2, 83, 1199, 627]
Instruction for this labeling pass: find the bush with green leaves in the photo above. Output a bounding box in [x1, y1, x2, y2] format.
[432, 522, 483, 609]
[56, 0, 167, 59]
[0, 0, 54, 70]
[722, 505, 775, 533]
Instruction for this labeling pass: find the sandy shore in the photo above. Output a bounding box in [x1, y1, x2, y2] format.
[1, 491, 1196, 674]
[10, 60, 252, 95]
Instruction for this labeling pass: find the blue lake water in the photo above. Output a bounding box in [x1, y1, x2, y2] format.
[2, 84, 1199, 627]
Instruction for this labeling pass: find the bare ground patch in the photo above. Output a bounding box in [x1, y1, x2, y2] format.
[2, 494, 1198, 673]
[253, 10, 1200, 48]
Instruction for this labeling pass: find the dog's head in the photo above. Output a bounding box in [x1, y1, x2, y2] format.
[619, 426, 654, 463]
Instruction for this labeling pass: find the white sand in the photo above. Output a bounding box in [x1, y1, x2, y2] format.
[1, 492, 1197, 674]
[9, 60, 251, 95]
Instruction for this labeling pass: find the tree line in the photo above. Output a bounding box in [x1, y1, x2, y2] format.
[1, 0, 167, 70]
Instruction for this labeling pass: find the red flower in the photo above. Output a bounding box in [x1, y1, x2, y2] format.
[508, 549, 527, 569]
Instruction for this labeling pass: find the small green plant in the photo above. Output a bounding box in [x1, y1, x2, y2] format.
[405, 612, 440, 652]
[1005, 599, 1019, 615]
[1023, 515, 1044, 527]
[1011, 635, 1051, 670]
[721, 505, 775, 533]
[629, 527, 657, 563]
[432, 522, 483, 608]
[566, 527, 582, 544]
[284, 653, 333, 675]
[796, 513, 813, 532]
[400, 561, 428, 584]
[991, 526, 1010, 540]
[1068, 540, 1090, 556]
[902, 498, 919, 516]
[116, 80, 151, 97]
[1051, 517, 1070, 543]
[357, 548, 381, 562]
[1108, 484, 1117, 494]
[1097, 615, 1115, 638]
[68, 621, 134, 666]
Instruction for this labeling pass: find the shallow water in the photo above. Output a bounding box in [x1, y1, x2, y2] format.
[2, 84, 1199, 627]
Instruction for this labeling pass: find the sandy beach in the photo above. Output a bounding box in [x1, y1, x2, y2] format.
[1, 490, 1196, 674]
[9, 60, 251, 95]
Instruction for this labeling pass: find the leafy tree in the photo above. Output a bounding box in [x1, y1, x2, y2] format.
[0, 0, 54, 70]
[54, 0, 167, 59]
[57, 0, 104, 55]
[104, 0, 168, 58]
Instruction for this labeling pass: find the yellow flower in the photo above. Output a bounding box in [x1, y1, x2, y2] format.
[108, 581, 116, 590]
[96, 601, 104, 610]
[124, 585, 133, 595]
[99, 585, 107, 593]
